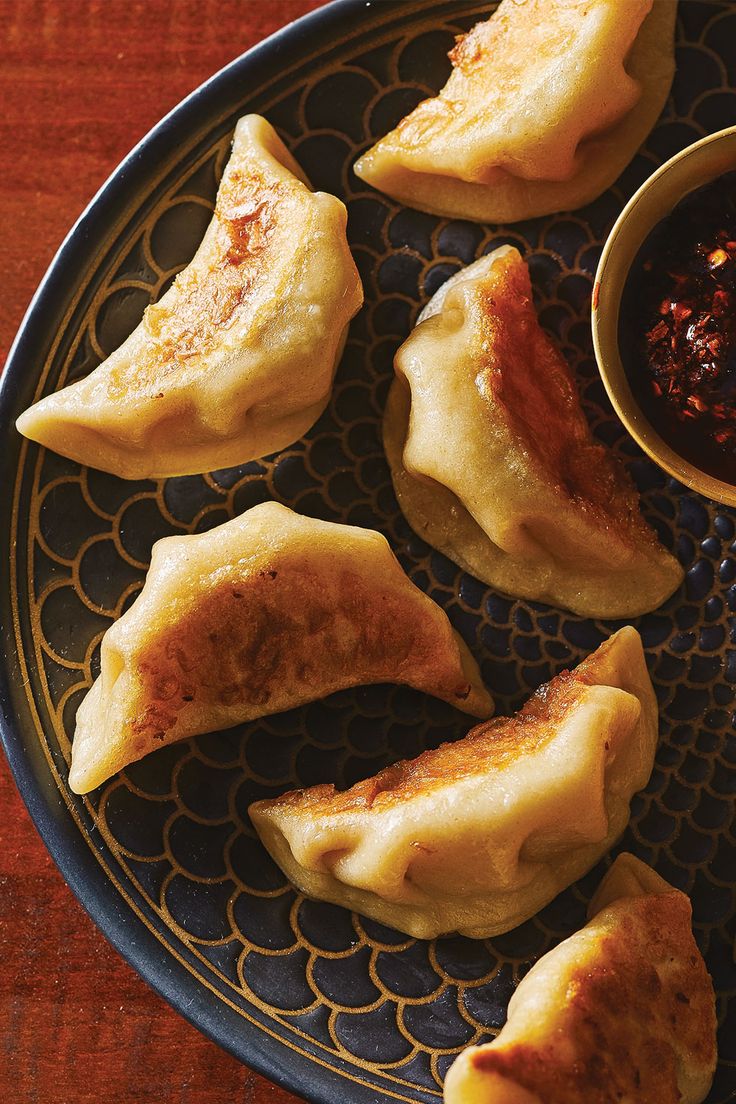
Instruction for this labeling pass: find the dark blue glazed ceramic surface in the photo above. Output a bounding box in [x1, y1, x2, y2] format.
[1, 2, 734, 1101]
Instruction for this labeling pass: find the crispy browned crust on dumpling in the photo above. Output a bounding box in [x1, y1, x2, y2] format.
[444, 856, 717, 1104]
[275, 626, 653, 815]
[474, 249, 662, 545]
[108, 168, 286, 396]
[250, 627, 659, 940]
[384, 246, 683, 617]
[68, 502, 491, 794]
[267, 692, 586, 819]
[354, 0, 676, 223]
[125, 560, 482, 749]
[467, 900, 712, 1101]
[17, 115, 363, 478]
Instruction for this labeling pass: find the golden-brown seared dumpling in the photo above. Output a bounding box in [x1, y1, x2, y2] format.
[384, 247, 683, 618]
[17, 115, 363, 478]
[354, 0, 676, 223]
[250, 627, 657, 940]
[444, 853, 717, 1104]
[68, 502, 492, 794]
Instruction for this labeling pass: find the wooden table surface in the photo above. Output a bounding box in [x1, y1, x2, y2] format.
[0, 2, 327, 1099]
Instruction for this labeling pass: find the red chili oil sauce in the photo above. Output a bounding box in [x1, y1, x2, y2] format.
[620, 170, 736, 482]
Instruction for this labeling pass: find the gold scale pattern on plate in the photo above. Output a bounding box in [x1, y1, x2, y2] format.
[10, 2, 736, 1099]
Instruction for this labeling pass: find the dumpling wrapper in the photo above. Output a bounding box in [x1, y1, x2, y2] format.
[250, 626, 658, 940]
[384, 246, 683, 618]
[444, 852, 717, 1104]
[69, 502, 492, 794]
[354, 0, 676, 223]
[17, 115, 363, 478]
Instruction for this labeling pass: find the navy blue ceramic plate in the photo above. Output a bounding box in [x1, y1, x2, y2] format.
[1, 2, 735, 1101]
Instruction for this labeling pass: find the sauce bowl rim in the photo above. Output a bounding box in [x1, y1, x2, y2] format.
[592, 124, 736, 507]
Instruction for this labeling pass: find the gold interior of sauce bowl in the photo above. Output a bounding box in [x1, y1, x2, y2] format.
[592, 125, 736, 507]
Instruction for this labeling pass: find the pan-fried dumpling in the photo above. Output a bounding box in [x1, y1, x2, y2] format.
[249, 626, 657, 940]
[69, 502, 492, 794]
[354, 0, 676, 223]
[444, 853, 717, 1104]
[384, 247, 683, 618]
[17, 115, 363, 479]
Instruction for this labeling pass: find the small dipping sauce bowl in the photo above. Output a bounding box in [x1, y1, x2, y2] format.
[592, 125, 736, 506]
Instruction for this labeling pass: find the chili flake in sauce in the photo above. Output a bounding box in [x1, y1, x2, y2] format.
[621, 170, 736, 483]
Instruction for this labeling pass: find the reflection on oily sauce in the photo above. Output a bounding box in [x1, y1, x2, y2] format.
[620, 170, 736, 483]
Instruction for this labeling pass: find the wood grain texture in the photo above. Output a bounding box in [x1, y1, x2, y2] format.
[0, 2, 326, 1100]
